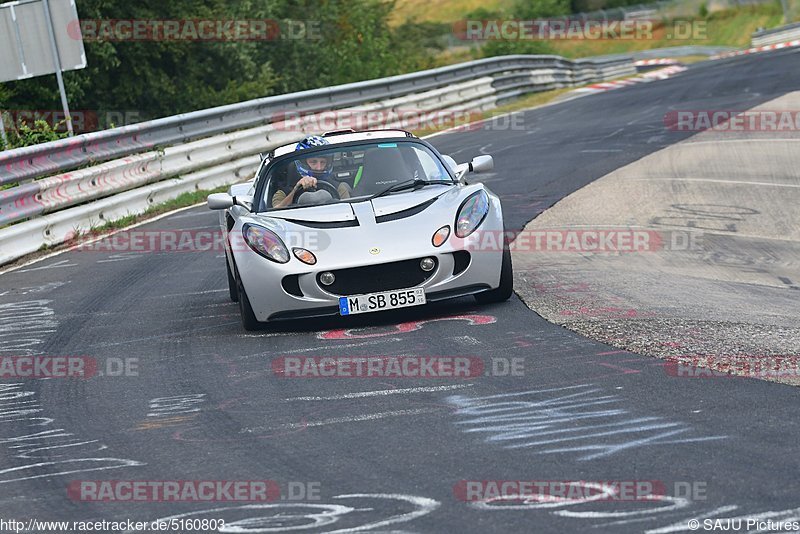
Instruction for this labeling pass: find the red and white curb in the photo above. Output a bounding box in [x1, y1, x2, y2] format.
[711, 39, 800, 59]
[571, 65, 687, 95]
[634, 58, 681, 66]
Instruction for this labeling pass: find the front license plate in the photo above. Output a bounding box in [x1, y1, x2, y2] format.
[339, 287, 426, 316]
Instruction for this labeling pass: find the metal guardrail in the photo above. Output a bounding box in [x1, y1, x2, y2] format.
[0, 54, 634, 265]
[752, 21, 800, 46]
[591, 45, 737, 63]
[0, 55, 617, 186]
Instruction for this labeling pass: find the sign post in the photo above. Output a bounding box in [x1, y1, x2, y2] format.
[0, 111, 7, 146]
[41, 0, 73, 135]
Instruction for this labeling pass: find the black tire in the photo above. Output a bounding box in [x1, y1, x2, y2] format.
[475, 244, 513, 304]
[236, 270, 262, 331]
[226, 253, 239, 303]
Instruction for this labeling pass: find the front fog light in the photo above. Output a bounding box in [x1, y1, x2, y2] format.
[319, 272, 335, 286]
[420, 257, 436, 272]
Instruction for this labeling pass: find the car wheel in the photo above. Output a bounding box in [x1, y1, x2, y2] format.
[236, 269, 262, 331]
[475, 244, 513, 304]
[226, 252, 239, 303]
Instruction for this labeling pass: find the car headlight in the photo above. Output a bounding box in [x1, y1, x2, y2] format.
[243, 224, 290, 263]
[455, 190, 490, 238]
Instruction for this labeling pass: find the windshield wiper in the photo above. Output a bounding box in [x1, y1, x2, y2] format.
[369, 179, 455, 200]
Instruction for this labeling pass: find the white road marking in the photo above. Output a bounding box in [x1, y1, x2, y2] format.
[286, 384, 473, 401]
[134, 494, 440, 534]
[447, 385, 726, 460]
[554, 495, 691, 518]
[16, 260, 77, 273]
[158, 289, 227, 297]
[0, 281, 68, 297]
[0, 458, 144, 483]
[328, 494, 440, 533]
[96, 252, 142, 263]
[0, 300, 58, 355]
[242, 408, 440, 433]
[238, 331, 306, 338]
[451, 335, 481, 346]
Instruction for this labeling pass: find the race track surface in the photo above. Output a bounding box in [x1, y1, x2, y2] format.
[1, 49, 799, 533]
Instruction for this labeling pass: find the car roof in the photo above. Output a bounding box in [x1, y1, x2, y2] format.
[271, 129, 418, 158]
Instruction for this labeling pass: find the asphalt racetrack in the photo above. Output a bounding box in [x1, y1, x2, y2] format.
[1, 48, 799, 533]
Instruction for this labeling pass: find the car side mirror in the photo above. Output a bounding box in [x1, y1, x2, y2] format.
[208, 193, 233, 210]
[453, 155, 494, 183]
[208, 193, 253, 211]
[470, 155, 494, 173]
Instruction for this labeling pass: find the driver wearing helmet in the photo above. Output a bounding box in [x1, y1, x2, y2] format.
[271, 135, 352, 208]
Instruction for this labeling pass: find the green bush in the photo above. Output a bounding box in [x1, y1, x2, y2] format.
[481, 39, 557, 58]
[0, 119, 68, 151]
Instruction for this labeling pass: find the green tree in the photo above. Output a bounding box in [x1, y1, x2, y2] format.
[0, 0, 436, 135]
[513, 0, 572, 18]
[263, 0, 434, 94]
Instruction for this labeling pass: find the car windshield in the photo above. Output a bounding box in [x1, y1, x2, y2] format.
[259, 140, 453, 211]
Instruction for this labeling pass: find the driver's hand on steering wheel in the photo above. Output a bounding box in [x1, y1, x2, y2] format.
[295, 176, 317, 191]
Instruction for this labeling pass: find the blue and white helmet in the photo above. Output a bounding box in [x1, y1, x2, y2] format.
[295, 135, 332, 180]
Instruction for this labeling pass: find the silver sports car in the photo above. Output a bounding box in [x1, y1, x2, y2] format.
[208, 129, 512, 330]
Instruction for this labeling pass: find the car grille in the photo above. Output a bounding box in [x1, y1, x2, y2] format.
[319, 257, 438, 296]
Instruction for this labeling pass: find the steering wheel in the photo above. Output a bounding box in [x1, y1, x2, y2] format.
[291, 179, 340, 205]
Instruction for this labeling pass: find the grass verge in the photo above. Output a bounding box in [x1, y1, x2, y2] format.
[412, 86, 575, 137]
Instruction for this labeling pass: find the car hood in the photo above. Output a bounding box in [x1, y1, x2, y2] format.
[370, 185, 452, 217]
[265, 203, 356, 223]
[261, 185, 452, 223]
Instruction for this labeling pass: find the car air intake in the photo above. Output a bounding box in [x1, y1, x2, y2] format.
[318, 257, 438, 296]
[375, 198, 437, 223]
[281, 275, 304, 297]
[452, 251, 471, 275]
